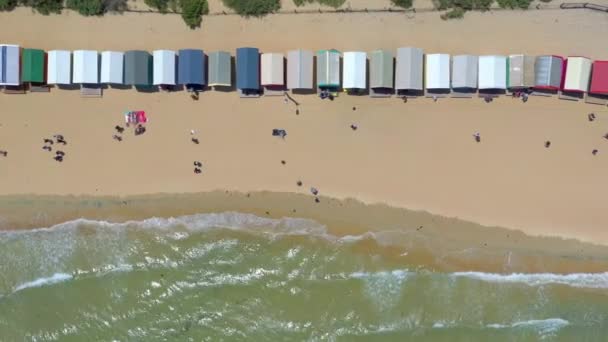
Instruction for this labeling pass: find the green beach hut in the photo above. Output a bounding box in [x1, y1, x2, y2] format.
[21, 48, 45, 85]
[316, 49, 340, 91]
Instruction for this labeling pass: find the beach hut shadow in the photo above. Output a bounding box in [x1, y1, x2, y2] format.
[135, 85, 158, 93]
[57, 84, 80, 91]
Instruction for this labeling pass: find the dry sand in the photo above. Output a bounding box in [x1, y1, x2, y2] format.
[1, 8, 608, 245]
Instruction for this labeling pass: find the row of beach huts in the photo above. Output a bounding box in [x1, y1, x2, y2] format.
[1, 44, 607, 103]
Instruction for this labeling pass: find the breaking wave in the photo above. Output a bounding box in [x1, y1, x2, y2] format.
[453, 271, 608, 289]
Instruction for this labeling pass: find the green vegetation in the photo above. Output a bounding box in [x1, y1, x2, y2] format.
[19, 0, 63, 14]
[180, 0, 208, 28]
[436, 0, 492, 11]
[222, 0, 280, 16]
[0, 0, 17, 11]
[144, 0, 170, 12]
[391, 0, 413, 8]
[496, 0, 531, 9]
[66, 0, 104, 15]
[293, 0, 345, 7]
[440, 6, 465, 19]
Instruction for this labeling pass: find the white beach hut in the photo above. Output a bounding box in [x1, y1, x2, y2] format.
[261, 52, 285, 88]
[425, 54, 450, 90]
[153, 50, 176, 86]
[0, 44, 20, 86]
[287, 49, 313, 90]
[342, 51, 367, 91]
[478, 55, 507, 90]
[72, 50, 99, 84]
[101, 51, 124, 84]
[47, 50, 71, 85]
[563, 56, 592, 93]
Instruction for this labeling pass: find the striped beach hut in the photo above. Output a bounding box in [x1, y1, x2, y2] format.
[287, 49, 313, 90]
[0, 44, 20, 87]
[178, 49, 205, 89]
[369, 49, 394, 97]
[47, 50, 71, 85]
[563, 56, 592, 94]
[342, 51, 367, 93]
[395, 47, 423, 96]
[451, 55, 478, 90]
[21, 48, 45, 86]
[101, 51, 124, 85]
[236, 47, 260, 96]
[317, 49, 340, 91]
[125, 50, 152, 87]
[208, 51, 231, 88]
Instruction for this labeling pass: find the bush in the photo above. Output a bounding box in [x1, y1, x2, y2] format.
[440, 6, 465, 19]
[19, 0, 63, 14]
[496, 0, 531, 8]
[391, 0, 413, 8]
[66, 0, 104, 15]
[436, 0, 492, 10]
[145, 0, 170, 12]
[222, 0, 280, 16]
[0, 0, 18, 10]
[180, 0, 207, 28]
[102, 0, 127, 12]
[293, 0, 345, 7]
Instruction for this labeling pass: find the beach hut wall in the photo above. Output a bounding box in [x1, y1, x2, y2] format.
[21, 48, 45, 84]
[178, 49, 205, 86]
[47, 50, 71, 85]
[370, 50, 394, 89]
[0, 44, 20, 86]
[153, 50, 177, 86]
[261, 53, 284, 86]
[124, 50, 152, 86]
[589, 61, 608, 95]
[316, 49, 340, 88]
[236, 47, 260, 90]
[100, 51, 124, 84]
[208, 51, 231, 87]
[563, 56, 591, 93]
[534, 55, 564, 90]
[425, 54, 450, 90]
[451, 55, 478, 89]
[395, 47, 423, 91]
[478, 55, 507, 90]
[72, 50, 99, 84]
[342, 51, 367, 90]
[287, 49, 313, 90]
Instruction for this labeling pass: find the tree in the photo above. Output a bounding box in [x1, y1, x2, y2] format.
[391, 0, 413, 8]
[144, 0, 170, 12]
[0, 0, 18, 11]
[180, 0, 208, 28]
[66, 0, 104, 15]
[19, 0, 63, 14]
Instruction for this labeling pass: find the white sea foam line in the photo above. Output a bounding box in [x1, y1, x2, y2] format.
[452, 271, 608, 289]
[487, 318, 570, 334]
[12, 273, 73, 293]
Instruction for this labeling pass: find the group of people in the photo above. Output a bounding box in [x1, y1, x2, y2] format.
[42, 134, 67, 162]
[112, 123, 146, 142]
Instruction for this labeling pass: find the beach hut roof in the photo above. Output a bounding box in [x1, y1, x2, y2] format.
[563, 56, 591, 93]
[72, 50, 99, 84]
[47, 50, 71, 85]
[178, 49, 205, 86]
[508, 54, 535, 88]
[0, 44, 20, 86]
[425, 53, 450, 90]
[261, 53, 284, 86]
[287, 49, 313, 90]
[590, 61, 608, 95]
[100, 51, 124, 84]
[535, 55, 563, 90]
[124, 50, 152, 86]
[153, 50, 176, 86]
[478, 55, 507, 90]
[316, 49, 340, 88]
[21, 48, 45, 84]
[370, 50, 394, 89]
[452, 55, 478, 89]
[208, 51, 231, 87]
[343, 51, 366, 90]
[236, 47, 260, 90]
[395, 47, 423, 91]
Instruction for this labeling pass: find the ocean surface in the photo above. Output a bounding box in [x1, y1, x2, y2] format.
[1, 212, 607, 341]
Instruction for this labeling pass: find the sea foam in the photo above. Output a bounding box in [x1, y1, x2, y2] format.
[13, 273, 73, 293]
[452, 271, 608, 289]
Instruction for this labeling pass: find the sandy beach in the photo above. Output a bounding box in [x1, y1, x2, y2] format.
[1, 7, 608, 246]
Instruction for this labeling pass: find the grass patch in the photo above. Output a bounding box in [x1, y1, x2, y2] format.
[496, 0, 531, 9]
[293, 0, 346, 7]
[391, 0, 413, 8]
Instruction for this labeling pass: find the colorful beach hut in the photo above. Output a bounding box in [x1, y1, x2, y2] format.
[451, 55, 478, 90]
[208, 51, 231, 88]
[124, 50, 152, 87]
[47, 50, 71, 85]
[563, 56, 591, 93]
[425, 54, 450, 92]
[153, 50, 177, 87]
[534, 55, 564, 90]
[317, 49, 340, 91]
[261, 52, 285, 94]
[369, 49, 394, 97]
[236, 47, 260, 96]
[478, 55, 507, 91]
[100, 51, 124, 85]
[342, 51, 367, 93]
[508, 55, 535, 89]
[287, 49, 313, 90]
[178, 49, 205, 89]
[21, 48, 45, 86]
[395, 47, 423, 96]
[0, 44, 20, 87]
[590, 61, 608, 95]
[72, 50, 99, 84]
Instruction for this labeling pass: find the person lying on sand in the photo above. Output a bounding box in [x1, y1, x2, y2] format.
[545, 141, 551, 148]
[193, 161, 202, 167]
[310, 187, 319, 196]
[350, 124, 358, 131]
[42, 145, 52, 152]
[54, 155, 63, 162]
[115, 125, 125, 133]
[43, 138, 54, 145]
[592, 149, 599, 156]
[56, 151, 65, 157]
[473, 132, 481, 143]
[56, 138, 67, 145]
[588, 113, 596, 122]
[194, 168, 201, 174]
[191, 138, 200, 144]
[0, 150, 7, 157]
[112, 135, 122, 142]
[604, 133, 608, 140]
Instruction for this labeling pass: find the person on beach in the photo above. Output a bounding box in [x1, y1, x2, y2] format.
[592, 149, 599, 156]
[603, 133, 608, 140]
[350, 124, 358, 131]
[310, 187, 319, 196]
[191, 137, 200, 144]
[193, 161, 202, 167]
[56, 151, 65, 157]
[194, 168, 201, 174]
[115, 125, 125, 133]
[54, 155, 63, 162]
[588, 113, 596, 122]
[473, 132, 481, 143]
[0, 150, 7, 157]
[43, 138, 54, 145]
[112, 135, 122, 142]
[42, 145, 52, 152]
[545, 141, 551, 148]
